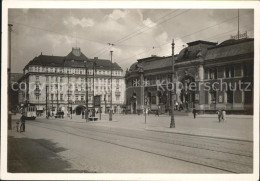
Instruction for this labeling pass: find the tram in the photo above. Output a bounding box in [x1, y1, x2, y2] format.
[22, 103, 37, 120]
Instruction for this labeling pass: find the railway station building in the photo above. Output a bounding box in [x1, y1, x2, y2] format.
[125, 38, 254, 114]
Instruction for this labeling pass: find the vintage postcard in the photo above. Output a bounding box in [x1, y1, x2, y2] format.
[1, 1, 259, 180]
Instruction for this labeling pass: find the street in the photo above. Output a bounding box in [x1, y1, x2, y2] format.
[8, 114, 253, 173]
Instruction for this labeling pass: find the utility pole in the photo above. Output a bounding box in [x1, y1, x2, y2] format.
[56, 84, 59, 114]
[85, 60, 89, 122]
[104, 95, 107, 114]
[46, 84, 48, 118]
[170, 39, 175, 128]
[109, 50, 113, 121]
[92, 60, 96, 118]
[238, 9, 240, 40]
[8, 24, 13, 130]
[51, 93, 53, 116]
[67, 71, 70, 118]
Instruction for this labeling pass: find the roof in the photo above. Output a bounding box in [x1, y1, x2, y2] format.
[187, 40, 217, 46]
[128, 55, 177, 72]
[24, 48, 123, 71]
[205, 38, 254, 60]
[177, 41, 216, 62]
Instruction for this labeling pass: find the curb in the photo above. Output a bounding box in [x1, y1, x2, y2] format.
[144, 128, 253, 142]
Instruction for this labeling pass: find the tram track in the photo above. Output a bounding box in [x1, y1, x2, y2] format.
[25, 120, 253, 173]
[29, 120, 253, 157]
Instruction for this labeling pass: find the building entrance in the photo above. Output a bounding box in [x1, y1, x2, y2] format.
[180, 75, 195, 110]
[75, 106, 85, 115]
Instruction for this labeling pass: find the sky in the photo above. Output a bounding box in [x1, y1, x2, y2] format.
[8, 9, 254, 73]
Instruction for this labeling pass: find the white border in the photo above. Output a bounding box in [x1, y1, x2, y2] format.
[1, 1, 259, 180]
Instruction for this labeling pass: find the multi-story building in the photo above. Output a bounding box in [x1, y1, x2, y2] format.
[18, 47, 125, 117]
[125, 38, 254, 114]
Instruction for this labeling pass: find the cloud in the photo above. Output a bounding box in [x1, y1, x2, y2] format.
[63, 16, 95, 28]
[143, 18, 157, 28]
[108, 10, 128, 20]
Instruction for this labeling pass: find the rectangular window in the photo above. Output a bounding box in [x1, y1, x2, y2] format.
[227, 90, 233, 104]
[234, 64, 241, 77]
[225, 67, 230, 78]
[230, 66, 235, 77]
[204, 69, 208, 79]
[81, 96, 84, 101]
[217, 67, 224, 78]
[243, 64, 248, 77]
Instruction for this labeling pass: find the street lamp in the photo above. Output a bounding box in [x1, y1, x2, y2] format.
[109, 50, 113, 121]
[67, 70, 72, 119]
[92, 60, 97, 118]
[46, 84, 49, 118]
[104, 94, 107, 114]
[170, 39, 175, 128]
[84, 60, 89, 122]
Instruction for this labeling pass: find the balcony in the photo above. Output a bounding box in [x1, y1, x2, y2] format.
[75, 100, 86, 105]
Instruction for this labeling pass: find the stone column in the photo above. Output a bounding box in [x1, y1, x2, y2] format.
[198, 64, 204, 81]
[198, 64, 205, 111]
[139, 69, 144, 113]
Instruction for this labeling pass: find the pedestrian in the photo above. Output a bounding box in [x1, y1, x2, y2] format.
[179, 102, 183, 111]
[217, 109, 222, 122]
[155, 109, 160, 117]
[222, 109, 226, 122]
[175, 102, 179, 110]
[20, 114, 26, 132]
[82, 111, 84, 119]
[192, 108, 197, 119]
[61, 111, 64, 119]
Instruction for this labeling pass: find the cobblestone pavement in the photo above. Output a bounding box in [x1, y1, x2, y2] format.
[8, 113, 253, 173]
[36, 112, 253, 141]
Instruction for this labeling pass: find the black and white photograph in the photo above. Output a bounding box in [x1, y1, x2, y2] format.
[1, 1, 259, 180]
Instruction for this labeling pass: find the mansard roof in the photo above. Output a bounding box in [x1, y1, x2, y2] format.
[177, 40, 217, 62]
[126, 38, 254, 74]
[24, 48, 123, 71]
[128, 55, 178, 73]
[205, 38, 254, 60]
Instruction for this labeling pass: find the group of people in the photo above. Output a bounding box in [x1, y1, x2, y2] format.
[175, 102, 185, 111]
[217, 109, 226, 122]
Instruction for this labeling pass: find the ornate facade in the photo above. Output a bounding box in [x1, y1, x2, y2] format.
[18, 47, 125, 117]
[125, 38, 254, 114]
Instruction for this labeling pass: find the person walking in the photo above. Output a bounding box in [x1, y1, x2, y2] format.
[82, 111, 84, 119]
[20, 114, 26, 132]
[192, 108, 197, 119]
[222, 109, 226, 122]
[217, 109, 222, 122]
[175, 102, 179, 110]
